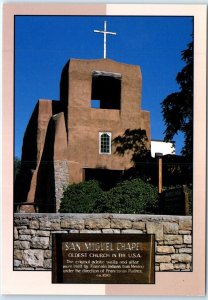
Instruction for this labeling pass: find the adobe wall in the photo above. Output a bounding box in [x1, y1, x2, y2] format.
[67, 59, 150, 183]
[68, 59, 142, 111]
[14, 100, 65, 212]
[14, 213, 192, 272]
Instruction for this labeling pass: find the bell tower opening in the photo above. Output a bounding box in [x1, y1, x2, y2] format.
[91, 71, 121, 109]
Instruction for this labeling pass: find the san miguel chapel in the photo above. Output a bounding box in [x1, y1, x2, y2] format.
[15, 22, 150, 213]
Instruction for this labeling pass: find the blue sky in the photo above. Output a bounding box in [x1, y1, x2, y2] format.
[15, 16, 193, 158]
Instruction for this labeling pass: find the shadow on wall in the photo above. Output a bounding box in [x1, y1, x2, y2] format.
[34, 118, 56, 213]
[112, 128, 156, 184]
[14, 103, 39, 204]
[59, 59, 70, 135]
[60, 59, 70, 104]
[85, 167, 124, 191]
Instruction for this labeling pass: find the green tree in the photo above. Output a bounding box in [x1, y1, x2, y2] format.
[14, 156, 21, 179]
[113, 128, 192, 186]
[161, 40, 193, 159]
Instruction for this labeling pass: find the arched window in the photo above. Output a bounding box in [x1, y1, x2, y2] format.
[99, 132, 111, 154]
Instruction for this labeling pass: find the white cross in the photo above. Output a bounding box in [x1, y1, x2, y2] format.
[93, 21, 117, 59]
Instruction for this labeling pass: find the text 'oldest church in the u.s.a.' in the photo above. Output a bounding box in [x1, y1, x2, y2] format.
[14, 22, 151, 213]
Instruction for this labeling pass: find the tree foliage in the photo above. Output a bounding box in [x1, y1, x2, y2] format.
[113, 128, 192, 186]
[161, 40, 193, 159]
[14, 156, 21, 179]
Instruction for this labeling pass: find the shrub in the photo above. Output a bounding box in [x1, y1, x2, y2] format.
[59, 178, 158, 214]
[59, 180, 105, 213]
[105, 179, 158, 214]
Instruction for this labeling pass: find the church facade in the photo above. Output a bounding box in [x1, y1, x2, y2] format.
[15, 58, 150, 213]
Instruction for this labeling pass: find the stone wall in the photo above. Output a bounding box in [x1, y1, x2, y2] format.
[14, 213, 192, 271]
[54, 160, 69, 212]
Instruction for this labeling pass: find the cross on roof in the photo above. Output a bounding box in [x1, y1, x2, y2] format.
[93, 21, 117, 59]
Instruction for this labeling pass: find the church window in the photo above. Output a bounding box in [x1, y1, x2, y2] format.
[99, 132, 111, 154]
[91, 71, 121, 109]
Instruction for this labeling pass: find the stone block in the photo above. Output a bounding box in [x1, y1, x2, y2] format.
[163, 222, 178, 234]
[171, 254, 192, 263]
[14, 227, 18, 240]
[184, 235, 192, 244]
[19, 229, 36, 235]
[155, 255, 171, 263]
[179, 230, 191, 235]
[61, 219, 84, 230]
[19, 235, 32, 241]
[39, 220, 52, 230]
[36, 230, 51, 237]
[14, 241, 20, 248]
[51, 231, 68, 234]
[29, 220, 39, 229]
[50, 220, 61, 230]
[16, 226, 27, 229]
[155, 266, 160, 271]
[14, 241, 30, 250]
[173, 263, 186, 270]
[102, 229, 121, 234]
[14, 267, 35, 270]
[44, 250, 52, 259]
[164, 235, 183, 245]
[43, 259, 52, 269]
[22, 250, 44, 267]
[178, 248, 192, 254]
[132, 222, 145, 230]
[121, 229, 143, 234]
[80, 230, 102, 233]
[110, 219, 132, 229]
[146, 222, 163, 240]
[14, 249, 23, 260]
[156, 246, 175, 254]
[179, 219, 192, 231]
[85, 219, 110, 229]
[14, 219, 30, 226]
[40, 219, 60, 230]
[160, 263, 174, 271]
[14, 260, 22, 267]
[31, 237, 50, 249]
[68, 230, 79, 233]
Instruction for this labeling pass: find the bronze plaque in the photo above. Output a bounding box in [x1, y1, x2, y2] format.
[52, 234, 155, 284]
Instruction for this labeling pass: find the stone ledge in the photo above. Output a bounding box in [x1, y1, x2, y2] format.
[14, 213, 192, 223]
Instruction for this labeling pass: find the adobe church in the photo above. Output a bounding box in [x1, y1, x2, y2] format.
[15, 24, 150, 213]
